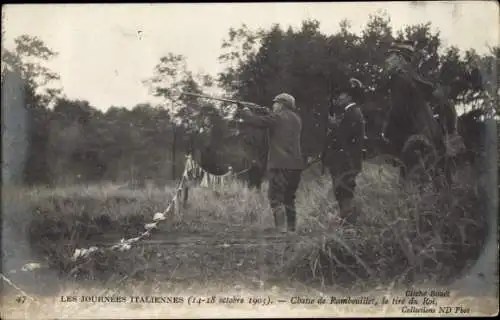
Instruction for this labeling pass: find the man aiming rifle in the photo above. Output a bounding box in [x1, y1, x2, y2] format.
[178, 90, 305, 233]
[235, 93, 305, 233]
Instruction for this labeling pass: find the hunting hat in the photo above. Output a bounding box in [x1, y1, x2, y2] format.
[335, 78, 364, 95]
[273, 93, 296, 110]
[349, 78, 363, 89]
[387, 40, 417, 60]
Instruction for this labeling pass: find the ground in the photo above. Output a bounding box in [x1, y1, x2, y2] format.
[1, 159, 498, 318]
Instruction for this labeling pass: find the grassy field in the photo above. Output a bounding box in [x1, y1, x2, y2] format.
[2, 158, 489, 295]
[2, 158, 497, 318]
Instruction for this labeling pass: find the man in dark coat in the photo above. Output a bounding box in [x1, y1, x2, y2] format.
[384, 43, 439, 149]
[323, 78, 366, 224]
[237, 93, 305, 233]
[383, 41, 442, 153]
[381, 41, 449, 183]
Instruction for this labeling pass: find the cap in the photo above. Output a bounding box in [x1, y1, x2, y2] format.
[336, 78, 364, 93]
[387, 40, 417, 60]
[273, 93, 296, 110]
[349, 78, 363, 89]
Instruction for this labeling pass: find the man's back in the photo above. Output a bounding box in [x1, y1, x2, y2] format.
[386, 70, 442, 150]
[267, 109, 304, 170]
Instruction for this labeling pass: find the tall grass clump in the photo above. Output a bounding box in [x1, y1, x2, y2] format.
[284, 162, 488, 288]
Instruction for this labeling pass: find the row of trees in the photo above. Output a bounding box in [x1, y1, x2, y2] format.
[2, 13, 498, 186]
[216, 15, 498, 157]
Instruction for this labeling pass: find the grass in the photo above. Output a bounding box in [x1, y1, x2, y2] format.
[1, 159, 490, 298]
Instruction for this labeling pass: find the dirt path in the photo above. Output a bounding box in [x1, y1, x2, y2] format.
[79, 229, 346, 247]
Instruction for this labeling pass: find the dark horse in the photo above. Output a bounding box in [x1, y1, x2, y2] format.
[381, 56, 452, 188]
[187, 104, 268, 189]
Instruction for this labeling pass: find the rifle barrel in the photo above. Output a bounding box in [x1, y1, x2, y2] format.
[180, 91, 268, 111]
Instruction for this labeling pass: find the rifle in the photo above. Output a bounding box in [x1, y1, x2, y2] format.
[178, 91, 269, 112]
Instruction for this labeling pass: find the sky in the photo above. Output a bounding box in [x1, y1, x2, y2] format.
[2, 2, 499, 110]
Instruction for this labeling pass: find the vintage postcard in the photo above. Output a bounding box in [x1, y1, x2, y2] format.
[1, 2, 498, 318]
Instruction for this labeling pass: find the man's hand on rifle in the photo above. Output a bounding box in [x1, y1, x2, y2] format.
[235, 102, 250, 111]
[237, 102, 262, 111]
[235, 102, 248, 112]
[233, 103, 251, 123]
[237, 102, 268, 118]
[246, 102, 263, 110]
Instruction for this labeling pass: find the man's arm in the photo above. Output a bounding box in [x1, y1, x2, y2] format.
[401, 67, 435, 99]
[238, 106, 280, 128]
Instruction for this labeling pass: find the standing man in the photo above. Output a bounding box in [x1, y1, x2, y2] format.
[237, 93, 304, 233]
[382, 40, 450, 184]
[382, 40, 441, 153]
[323, 78, 366, 224]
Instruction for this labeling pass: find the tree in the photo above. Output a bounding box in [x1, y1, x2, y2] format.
[358, 12, 393, 93]
[216, 14, 497, 164]
[438, 46, 468, 101]
[2, 35, 62, 106]
[144, 53, 221, 179]
[46, 98, 98, 184]
[218, 24, 265, 97]
[395, 22, 442, 79]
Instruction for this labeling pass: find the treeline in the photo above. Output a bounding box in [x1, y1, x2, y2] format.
[2, 14, 498, 186]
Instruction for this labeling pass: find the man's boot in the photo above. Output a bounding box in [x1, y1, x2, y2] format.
[273, 205, 287, 233]
[286, 206, 296, 232]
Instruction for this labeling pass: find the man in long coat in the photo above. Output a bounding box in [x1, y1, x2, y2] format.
[382, 40, 448, 182]
[383, 41, 442, 152]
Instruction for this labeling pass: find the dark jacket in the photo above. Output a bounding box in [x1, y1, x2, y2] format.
[324, 103, 365, 171]
[239, 108, 305, 170]
[383, 68, 443, 153]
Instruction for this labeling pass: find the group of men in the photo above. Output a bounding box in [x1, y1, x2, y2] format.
[235, 40, 454, 233]
[236, 81, 365, 233]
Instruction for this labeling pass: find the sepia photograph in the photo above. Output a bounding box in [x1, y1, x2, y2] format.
[1, 2, 498, 318]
